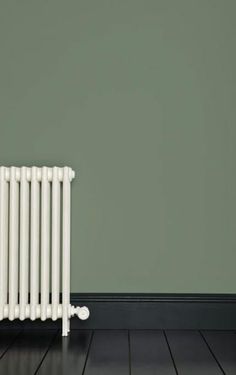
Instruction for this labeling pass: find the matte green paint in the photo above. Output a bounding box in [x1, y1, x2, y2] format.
[0, 0, 236, 292]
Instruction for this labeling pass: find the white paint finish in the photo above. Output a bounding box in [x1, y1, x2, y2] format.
[0, 166, 89, 334]
[52, 167, 60, 321]
[76, 306, 90, 320]
[30, 166, 40, 320]
[19, 167, 30, 320]
[8, 167, 19, 321]
[41, 166, 50, 321]
[1, 304, 89, 320]
[62, 167, 71, 336]
[3, 167, 75, 182]
[0, 167, 9, 320]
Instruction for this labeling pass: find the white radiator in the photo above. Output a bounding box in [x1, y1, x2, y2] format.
[0, 166, 89, 336]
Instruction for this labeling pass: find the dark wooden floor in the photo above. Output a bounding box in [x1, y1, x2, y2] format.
[0, 329, 236, 374]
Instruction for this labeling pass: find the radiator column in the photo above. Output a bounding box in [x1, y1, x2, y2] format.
[9, 167, 19, 321]
[0, 167, 9, 321]
[62, 166, 71, 336]
[30, 167, 40, 320]
[41, 167, 50, 321]
[52, 167, 61, 321]
[19, 167, 29, 320]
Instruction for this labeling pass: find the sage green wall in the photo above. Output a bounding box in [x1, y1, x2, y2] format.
[0, 0, 236, 292]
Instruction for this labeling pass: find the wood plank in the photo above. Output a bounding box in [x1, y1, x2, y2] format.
[130, 330, 176, 375]
[202, 331, 236, 374]
[37, 330, 92, 374]
[166, 330, 223, 375]
[0, 329, 20, 359]
[0, 329, 57, 374]
[84, 330, 129, 375]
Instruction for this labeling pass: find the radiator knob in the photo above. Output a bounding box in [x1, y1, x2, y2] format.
[77, 306, 90, 320]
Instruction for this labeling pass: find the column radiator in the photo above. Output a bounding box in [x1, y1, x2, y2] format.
[0, 166, 89, 336]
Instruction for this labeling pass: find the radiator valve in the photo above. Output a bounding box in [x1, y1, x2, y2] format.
[71, 306, 90, 320]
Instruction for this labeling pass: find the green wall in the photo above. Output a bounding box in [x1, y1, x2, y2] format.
[0, 0, 236, 292]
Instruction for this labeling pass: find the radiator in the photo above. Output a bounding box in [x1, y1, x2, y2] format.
[0, 166, 89, 336]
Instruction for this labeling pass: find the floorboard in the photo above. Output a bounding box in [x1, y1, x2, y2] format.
[130, 330, 176, 375]
[1, 328, 236, 374]
[166, 330, 223, 375]
[0, 329, 20, 359]
[37, 330, 92, 375]
[0, 329, 57, 375]
[202, 330, 236, 374]
[83, 330, 129, 375]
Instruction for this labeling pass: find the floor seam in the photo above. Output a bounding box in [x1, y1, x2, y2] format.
[128, 330, 132, 375]
[0, 329, 22, 361]
[82, 330, 94, 375]
[34, 329, 59, 375]
[163, 330, 179, 375]
[199, 330, 226, 375]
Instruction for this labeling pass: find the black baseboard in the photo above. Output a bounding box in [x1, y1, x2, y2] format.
[1, 293, 236, 330]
